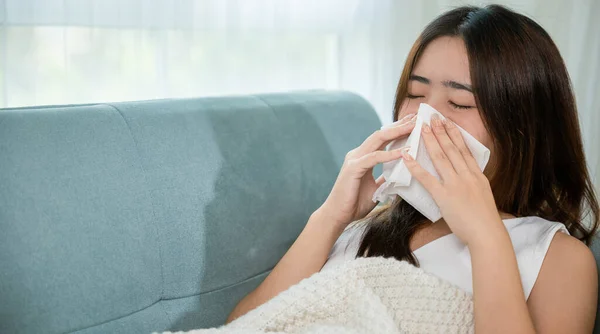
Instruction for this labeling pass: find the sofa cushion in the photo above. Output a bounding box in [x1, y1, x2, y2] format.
[0, 91, 381, 333]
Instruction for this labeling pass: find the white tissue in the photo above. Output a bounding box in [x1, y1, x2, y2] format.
[372, 103, 490, 222]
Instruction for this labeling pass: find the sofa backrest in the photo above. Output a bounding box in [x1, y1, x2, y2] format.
[0, 91, 381, 333]
[2, 91, 599, 333]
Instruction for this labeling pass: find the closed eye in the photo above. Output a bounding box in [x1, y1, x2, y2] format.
[449, 101, 473, 110]
[407, 94, 424, 99]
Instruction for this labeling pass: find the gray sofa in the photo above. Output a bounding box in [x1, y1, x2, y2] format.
[0, 91, 380, 333]
[0, 91, 598, 333]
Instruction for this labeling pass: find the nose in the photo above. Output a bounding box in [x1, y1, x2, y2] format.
[423, 98, 449, 118]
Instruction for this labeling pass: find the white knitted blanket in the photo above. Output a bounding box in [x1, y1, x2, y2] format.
[162, 257, 474, 334]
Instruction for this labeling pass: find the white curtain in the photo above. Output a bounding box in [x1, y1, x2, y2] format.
[0, 0, 598, 189]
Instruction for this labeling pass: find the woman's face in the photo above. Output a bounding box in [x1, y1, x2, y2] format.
[398, 36, 492, 150]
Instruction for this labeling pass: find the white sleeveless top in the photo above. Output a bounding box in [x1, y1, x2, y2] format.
[321, 216, 568, 300]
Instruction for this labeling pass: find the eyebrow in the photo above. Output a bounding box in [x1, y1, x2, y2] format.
[409, 74, 473, 93]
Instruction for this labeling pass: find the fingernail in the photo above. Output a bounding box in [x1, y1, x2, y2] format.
[392, 113, 415, 126]
[401, 150, 414, 161]
[402, 113, 416, 120]
[444, 119, 454, 128]
[394, 146, 410, 154]
[422, 124, 432, 133]
[431, 114, 442, 127]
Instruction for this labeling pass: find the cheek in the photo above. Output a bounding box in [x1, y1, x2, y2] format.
[396, 99, 420, 120]
[450, 113, 491, 148]
[468, 126, 492, 149]
[453, 122, 494, 166]
[454, 117, 497, 178]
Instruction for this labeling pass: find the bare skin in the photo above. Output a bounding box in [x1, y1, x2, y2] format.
[228, 36, 597, 333]
[401, 36, 597, 333]
[226, 113, 418, 323]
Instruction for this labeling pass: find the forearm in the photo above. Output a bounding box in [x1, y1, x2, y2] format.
[226, 209, 345, 323]
[470, 223, 536, 334]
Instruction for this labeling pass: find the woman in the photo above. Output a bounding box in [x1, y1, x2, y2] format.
[228, 5, 599, 332]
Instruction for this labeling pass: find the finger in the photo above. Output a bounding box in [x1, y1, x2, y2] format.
[430, 115, 469, 174]
[376, 174, 386, 187]
[421, 123, 456, 181]
[401, 150, 443, 196]
[380, 112, 417, 130]
[443, 119, 481, 172]
[351, 146, 411, 174]
[355, 114, 417, 157]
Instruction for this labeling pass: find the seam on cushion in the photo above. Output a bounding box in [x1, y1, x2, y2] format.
[162, 266, 273, 301]
[70, 100, 274, 332]
[68, 298, 163, 333]
[252, 94, 311, 230]
[103, 104, 167, 301]
[67, 268, 272, 333]
[252, 94, 281, 124]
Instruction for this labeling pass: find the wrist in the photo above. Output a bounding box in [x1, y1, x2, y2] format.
[310, 207, 348, 235]
[466, 218, 510, 250]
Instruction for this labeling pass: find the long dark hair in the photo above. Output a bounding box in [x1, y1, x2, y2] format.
[356, 4, 599, 265]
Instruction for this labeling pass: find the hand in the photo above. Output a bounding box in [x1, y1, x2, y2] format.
[401, 114, 503, 245]
[317, 113, 417, 228]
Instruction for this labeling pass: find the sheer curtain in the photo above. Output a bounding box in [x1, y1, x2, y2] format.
[0, 0, 598, 188]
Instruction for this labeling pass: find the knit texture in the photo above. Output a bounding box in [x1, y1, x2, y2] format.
[160, 257, 474, 334]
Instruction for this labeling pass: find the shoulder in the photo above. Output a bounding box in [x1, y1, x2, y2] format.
[526, 221, 598, 333]
[541, 231, 597, 286]
[504, 216, 570, 263]
[506, 216, 593, 268]
[505, 215, 568, 241]
[540, 231, 597, 285]
[548, 231, 596, 265]
[503, 216, 597, 301]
